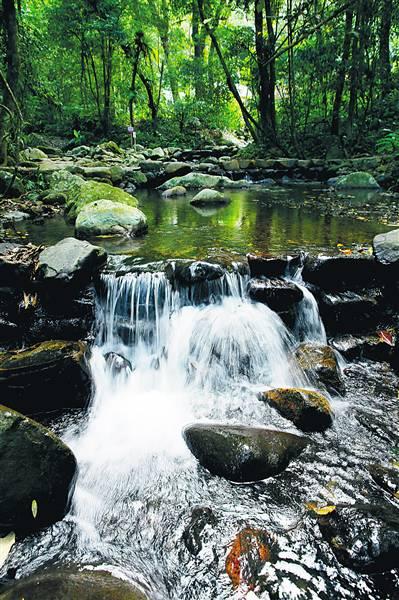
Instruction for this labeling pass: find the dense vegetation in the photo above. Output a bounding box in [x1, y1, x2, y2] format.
[1, 0, 398, 162]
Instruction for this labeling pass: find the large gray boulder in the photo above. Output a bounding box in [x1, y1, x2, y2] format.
[373, 228, 399, 266]
[190, 189, 230, 206]
[183, 423, 308, 482]
[334, 171, 380, 190]
[0, 405, 77, 534]
[75, 200, 147, 239]
[36, 237, 107, 288]
[158, 172, 248, 191]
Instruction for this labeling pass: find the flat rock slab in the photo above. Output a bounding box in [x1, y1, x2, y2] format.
[373, 228, 399, 266]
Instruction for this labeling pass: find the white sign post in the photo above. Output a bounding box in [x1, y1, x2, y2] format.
[127, 125, 136, 150]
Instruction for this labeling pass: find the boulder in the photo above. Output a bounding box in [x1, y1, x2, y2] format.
[75, 200, 147, 239]
[247, 253, 301, 278]
[183, 423, 308, 482]
[158, 172, 248, 191]
[190, 189, 230, 206]
[373, 229, 399, 267]
[47, 169, 86, 198]
[318, 504, 399, 573]
[165, 259, 224, 286]
[318, 289, 381, 334]
[0, 340, 92, 415]
[0, 405, 77, 534]
[295, 343, 344, 393]
[248, 278, 303, 311]
[40, 191, 67, 205]
[334, 171, 380, 189]
[36, 237, 106, 289]
[0, 569, 148, 600]
[302, 255, 380, 292]
[330, 334, 394, 363]
[162, 186, 187, 198]
[21, 147, 48, 161]
[0, 243, 41, 287]
[369, 464, 399, 497]
[259, 387, 333, 432]
[164, 162, 191, 176]
[97, 140, 124, 156]
[65, 180, 139, 221]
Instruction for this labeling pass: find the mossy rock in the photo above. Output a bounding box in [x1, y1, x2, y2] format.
[158, 172, 248, 191]
[190, 189, 230, 206]
[335, 171, 380, 190]
[183, 423, 308, 482]
[0, 569, 148, 599]
[98, 140, 124, 155]
[66, 180, 139, 220]
[40, 191, 67, 205]
[0, 340, 92, 415]
[260, 387, 333, 432]
[162, 185, 187, 198]
[295, 343, 345, 393]
[75, 200, 147, 239]
[0, 405, 77, 534]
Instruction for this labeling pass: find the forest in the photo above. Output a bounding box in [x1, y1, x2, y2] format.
[1, 0, 398, 160]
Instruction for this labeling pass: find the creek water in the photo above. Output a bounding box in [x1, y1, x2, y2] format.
[2, 186, 399, 598]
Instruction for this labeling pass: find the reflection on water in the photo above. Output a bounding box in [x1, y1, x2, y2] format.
[17, 186, 390, 259]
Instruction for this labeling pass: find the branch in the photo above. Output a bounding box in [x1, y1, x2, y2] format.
[0, 68, 23, 122]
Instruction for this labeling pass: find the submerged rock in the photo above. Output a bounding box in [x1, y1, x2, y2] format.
[190, 189, 230, 206]
[0, 405, 77, 534]
[318, 504, 399, 573]
[183, 423, 308, 482]
[75, 200, 147, 239]
[183, 507, 217, 556]
[158, 172, 248, 191]
[0, 340, 91, 415]
[0, 569, 148, 599]
[36, 237, 107, 289]
[259, 387, 333, 432]
[334, 171, 380, 190]
[369, 464, 399, 497]
[248, 278, 303, 311]
[105, 351, 132, 375]
[295, 343, 344, 393]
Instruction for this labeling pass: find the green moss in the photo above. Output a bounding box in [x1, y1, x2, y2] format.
[66, 180, 138, 220]
[260, 387, 332, 432]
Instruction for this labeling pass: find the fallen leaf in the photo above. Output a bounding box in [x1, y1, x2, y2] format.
[0, 532, 15, 568]
[378, 330, 395, 347]
[306, 502, 336, 515]
[226, 528, 276, 589]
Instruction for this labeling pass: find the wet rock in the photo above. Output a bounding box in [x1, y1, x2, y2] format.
[259, 387, 333, 432]
[334, 171, 380, 189]
[105, 352, 132, 375]
[0, 243, 41, 288]
[162, 185, 187, 198]
[164, 162, 191, 176]
[318, 504, 399, 573]
[318, 289, 381, 333]
[247, 253, 301, 278]
[0, 405, 77, 534]
[183, 507, 217, 556]
[0, 340, 92, 415]
[302, 254, 380, 292]
[190, 189, 230, 206]
[36, 237, 106, 290]
[331, 334, 395, 363]
[369, 464, 399, 497]
[0, 569, 148, 599]
[65, 179, 139, 221]
[248, 278, 303, 311]
[75, 200, 147, 239]
[158, 172, 248, 191]
[40, 191, 67, 205]
[165, 259, 224, 286]
[373, 228, 399, 267]
[295, 343, 344, 393]
[183, 424, 308, 482]
[225, 527, 278, 589]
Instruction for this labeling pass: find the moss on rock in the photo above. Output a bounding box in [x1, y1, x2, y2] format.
[75, 200, 147, 239]
[260, 387, 333, 432]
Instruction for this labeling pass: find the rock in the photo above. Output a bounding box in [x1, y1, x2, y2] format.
[0, 171, 25, 198]
[247, 254, 301, 278]
[69, 145, 92, 158]
[259, 387, 333, 432]
[75, 200, 147, 239]
[182, 507, 217, 556]
[21, 147, 48, 161]
[40, 191, 67, 205]
[1, 210, 29, 222]
[97, 140, 124, 156]
[334, 171, 380, 189]
[165, 259, 224, 286]
[0, 340, 92, 415]
[190, 189, 230, 206]
[225, 527, 278, 589]
[369, 464, 399, 497]
[164, 162, 191, 176]
[0, 569, 148, 600]
[65, 179, 139, 221]
[147, 146, 165, 159]
[47, 169, 86, 198]
[183, 424, 308, 482]
[302, 254, 380, 292]
[0, 243, 41, 287]
[295, 343, 344, 393]
[248, 278, 303, 311]
[105, 352, 132, 375]
[221, 158, 240, 171]
[0, 405, 77, 534]
[36, 237, 106, 289]
[373, 228, 399, 267]
[162, 186, 187, 198]
[330, 334, 394, 363]
[318, 289, 381, 334]
[158, 172, 248, 191]
[318, 504, 399, 573]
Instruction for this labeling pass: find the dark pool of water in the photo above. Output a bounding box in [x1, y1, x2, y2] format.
[15, 186, 392, 260]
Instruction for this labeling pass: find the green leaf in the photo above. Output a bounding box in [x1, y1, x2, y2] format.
[31, 499, 38, 519]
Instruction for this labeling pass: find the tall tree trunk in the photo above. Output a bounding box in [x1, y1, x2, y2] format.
[0, 0, 20, 165]
[379, 0, 393, 95]
[263, 0, 277, 142]
[139, 72, 158, 128]
[192, 0, 205, 99]
[331, 9, 353, 135]
[101, 35, 113, 134]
